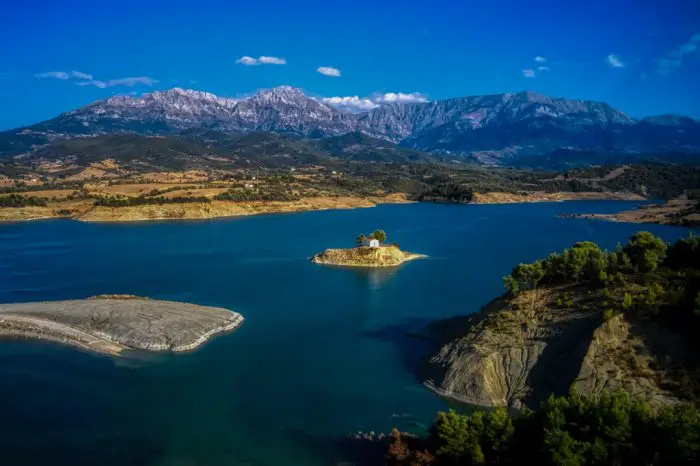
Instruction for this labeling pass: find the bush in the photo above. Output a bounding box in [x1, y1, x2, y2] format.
[602, 308, 616, 322]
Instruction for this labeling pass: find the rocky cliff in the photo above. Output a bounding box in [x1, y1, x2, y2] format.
[422, 286, 697, 409]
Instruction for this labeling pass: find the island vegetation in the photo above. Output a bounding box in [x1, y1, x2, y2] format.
[356, 229, 388, 245]
[312, 230, 425, 267]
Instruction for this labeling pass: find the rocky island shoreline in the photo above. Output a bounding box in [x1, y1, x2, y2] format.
[312, 230, 426, 268]
[0, 295, 244, 356]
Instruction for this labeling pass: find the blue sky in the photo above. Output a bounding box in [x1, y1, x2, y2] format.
[1, 0, 699, 130]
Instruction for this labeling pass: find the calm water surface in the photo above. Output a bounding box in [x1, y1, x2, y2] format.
[0, 201, 696, 466]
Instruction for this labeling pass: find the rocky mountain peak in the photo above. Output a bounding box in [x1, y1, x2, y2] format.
[250, 86, 308, 105]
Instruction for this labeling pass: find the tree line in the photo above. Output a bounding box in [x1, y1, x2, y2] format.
[501, 232, 700, 338]
[93, 195, 211, 207]
[0, 194, 48, 207]
[356, 230, 388, 245]
[385, 390, 699, 465]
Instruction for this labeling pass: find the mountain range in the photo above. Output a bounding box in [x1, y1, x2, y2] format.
[2, 86, 699, 167]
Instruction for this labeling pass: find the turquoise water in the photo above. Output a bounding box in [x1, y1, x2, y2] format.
[0, 201, 696, 466]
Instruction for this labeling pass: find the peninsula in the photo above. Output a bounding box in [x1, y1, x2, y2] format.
[421, 233, 700, 409]
[312, 230, 426, 267]
[563, 193, 700, 227]
[0, 295, 244, 356]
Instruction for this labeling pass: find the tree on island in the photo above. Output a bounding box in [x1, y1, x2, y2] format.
[356, 234, 366, 246]
[369, 229, 387, 243]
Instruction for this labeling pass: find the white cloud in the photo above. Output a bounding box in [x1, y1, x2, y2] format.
[656, 33, 700, 75]
[321, 96, 377, 112]
[522, 68, 536, 78]
[321, 91, 429, 112]
[374, 92, 428, 104]
[316, 66, 341, 77]
[36, 70, 156, 88]
[71, 71, 93, 80]
[236, 56, 260, 65]
[258, 56, 286, 65]
[35, 71, 70, 79]
[607, 54, 625, 68]
[76, 76, 157, 88]
[105, 76, 158, 87]
[36, 70, 94, 80]
[78, 80, 107, 88]
[537, 65, 550, 71]
[236, 55, 286, 66]
[534, 56, 546, 63]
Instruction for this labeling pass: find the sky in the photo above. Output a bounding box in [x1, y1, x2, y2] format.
[1, 0, 700, 130]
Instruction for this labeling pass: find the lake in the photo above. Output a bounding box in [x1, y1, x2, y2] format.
[0, 201, 696, 466]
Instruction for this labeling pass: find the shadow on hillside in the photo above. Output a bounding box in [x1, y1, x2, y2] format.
[524, 313, 600, 408]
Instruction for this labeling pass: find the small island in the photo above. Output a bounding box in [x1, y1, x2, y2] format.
[311, 230, 426, 268]
[0, 295, 244, 356]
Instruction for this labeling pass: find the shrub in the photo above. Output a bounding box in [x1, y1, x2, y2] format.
[602, 308, 616, 322]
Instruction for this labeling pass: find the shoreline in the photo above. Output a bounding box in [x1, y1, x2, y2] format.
[471, 191, 644, 205]
[561, 198, 700, 227]
[311, 245, 427, 268]
[0, 191, 646, 224]
[312, 252, 427, 268]
[0, 195, 413, 224]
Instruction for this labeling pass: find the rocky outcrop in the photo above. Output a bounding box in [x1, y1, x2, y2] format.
[422, 287, 695, 408]
[312, 245, 425, 268]
[0, 297, 244, 355]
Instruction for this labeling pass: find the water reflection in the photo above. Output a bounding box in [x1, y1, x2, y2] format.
[346, 266, 399, 290]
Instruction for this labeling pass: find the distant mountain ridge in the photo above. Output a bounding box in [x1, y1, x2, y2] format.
[2, 86, 699, 166]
